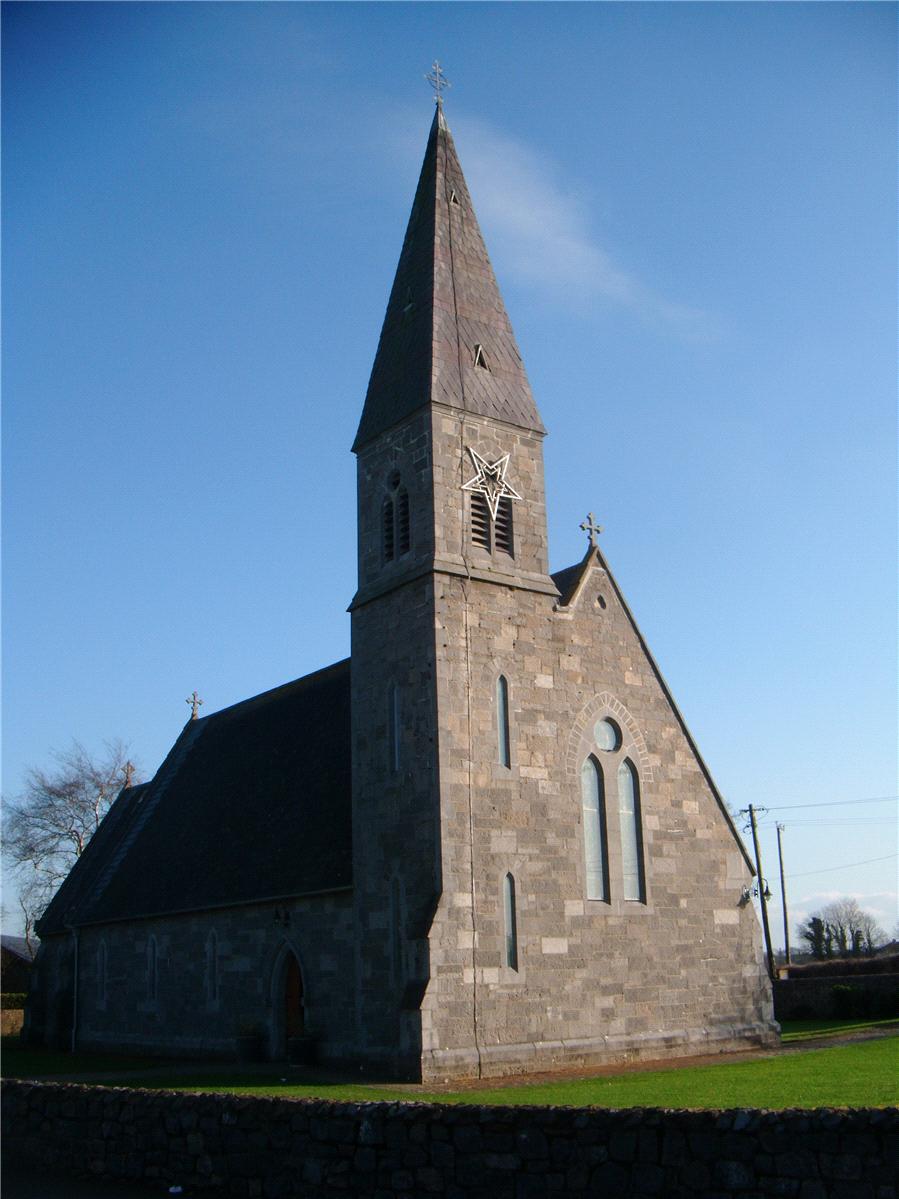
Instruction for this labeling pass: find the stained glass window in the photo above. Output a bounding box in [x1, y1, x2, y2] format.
[581, 757, 608, 901]
[618, 759, 645, 902]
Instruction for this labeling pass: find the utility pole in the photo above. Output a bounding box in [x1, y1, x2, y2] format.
[746, 803, 775, 981]
[776, 822, 791, 967]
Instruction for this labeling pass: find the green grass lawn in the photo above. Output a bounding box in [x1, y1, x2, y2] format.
[93, 1040, 899, 1108]
[779, 1016, 899, 1043]
[4, 1035, 896, 1110]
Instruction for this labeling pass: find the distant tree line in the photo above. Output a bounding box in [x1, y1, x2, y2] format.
[798, 898, 887, 960]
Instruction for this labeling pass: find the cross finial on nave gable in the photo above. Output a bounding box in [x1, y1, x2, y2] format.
[580, 512, 603, 549]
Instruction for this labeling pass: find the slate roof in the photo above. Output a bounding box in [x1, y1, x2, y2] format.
[353, 107, 545, 451]
[550, 562, 584, 606]
[38, 660, 352, 934]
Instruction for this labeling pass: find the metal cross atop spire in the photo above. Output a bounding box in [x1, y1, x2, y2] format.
[186, 690, 204, 721]
[425, 60, 451, 107]
[580, 512, 604, 549]
[123, 760, 135, 789]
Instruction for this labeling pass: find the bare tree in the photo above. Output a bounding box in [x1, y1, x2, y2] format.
[3, 740, 140, 953]
[797, 898, 886, 960]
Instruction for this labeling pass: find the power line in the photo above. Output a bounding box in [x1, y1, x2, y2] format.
[765, 795, 897, 811]
[777, 817, 897, 827]
[787, 853, 898, 880]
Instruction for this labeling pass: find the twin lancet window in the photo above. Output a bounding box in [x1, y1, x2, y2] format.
[581, 719, 645, 903]
[382, 472, 410, 563]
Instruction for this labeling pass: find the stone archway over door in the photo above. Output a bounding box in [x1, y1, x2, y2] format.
[285, 954, 304, 1039]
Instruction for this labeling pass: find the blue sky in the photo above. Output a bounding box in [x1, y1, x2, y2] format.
[3, 2, 896, 944]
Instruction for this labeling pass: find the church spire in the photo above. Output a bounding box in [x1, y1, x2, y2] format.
[352, 103, 545, 453]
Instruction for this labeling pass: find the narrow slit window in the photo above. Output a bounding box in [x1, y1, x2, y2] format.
[580, 757, 609, 901]
[618, 759, 645, 902]
[388, 682, 401, 773]
[382, 497, 395, 562]
[471, 492, 492, 550]
[503, 873, 519, 971]
[397, 488, 411, 555]
[497, 675, 511, 768]
[494, 496, 514, 556]
[473, 344, 489, 370]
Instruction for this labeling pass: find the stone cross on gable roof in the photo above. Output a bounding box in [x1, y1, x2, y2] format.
[580, 512, 603, 549]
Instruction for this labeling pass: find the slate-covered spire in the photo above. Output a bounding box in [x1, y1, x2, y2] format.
[353, 107, 545, 452]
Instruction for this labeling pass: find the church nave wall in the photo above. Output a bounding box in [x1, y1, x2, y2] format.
[30, 893, 358, 1062]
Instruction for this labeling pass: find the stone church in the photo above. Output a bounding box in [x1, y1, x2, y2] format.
[28, 100, 776, 1081]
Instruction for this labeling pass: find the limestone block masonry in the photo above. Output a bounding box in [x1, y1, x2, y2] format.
[3, 1081, 897, 1198]
[26, 104, 779, 1084]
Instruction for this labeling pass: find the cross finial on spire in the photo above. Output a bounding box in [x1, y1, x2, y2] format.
[580, 512, 603, 549]
[123, 760, 135, 789]
[425, 60, 451, 108]
[186, 690, 204, 721]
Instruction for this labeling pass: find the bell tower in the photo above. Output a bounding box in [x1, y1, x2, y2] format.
[352, 102, 555, 603]
[349, 95, 558, 1076]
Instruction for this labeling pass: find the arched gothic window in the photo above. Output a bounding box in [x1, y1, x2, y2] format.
[503, 872, 519, 971]
[579, 717, 647, 904]
[580, 757, 609, 901]
[382, 473, 411, 563]
[618, 759, 645, 902]
[497, 675, 511, 768]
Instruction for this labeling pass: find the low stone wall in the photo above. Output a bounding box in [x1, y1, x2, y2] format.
[3, 1080, 897, 1198]
[773, 974, 899, 1021]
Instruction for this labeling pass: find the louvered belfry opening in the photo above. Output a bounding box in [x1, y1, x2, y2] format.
[397, 488, 411, 555]
[471, 493, 515, 558]
[471, 492, 492, 551]
[494, 497, 514, 556]
[382, 497, 395, 562]
[383, 473, 411, 565]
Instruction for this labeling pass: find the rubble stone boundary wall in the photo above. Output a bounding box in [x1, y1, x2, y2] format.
[773, 974, 899, 1021]
[2, 1080, 897, 1199]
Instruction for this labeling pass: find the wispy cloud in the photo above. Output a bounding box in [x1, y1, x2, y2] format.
[448, 116, 718, 340]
